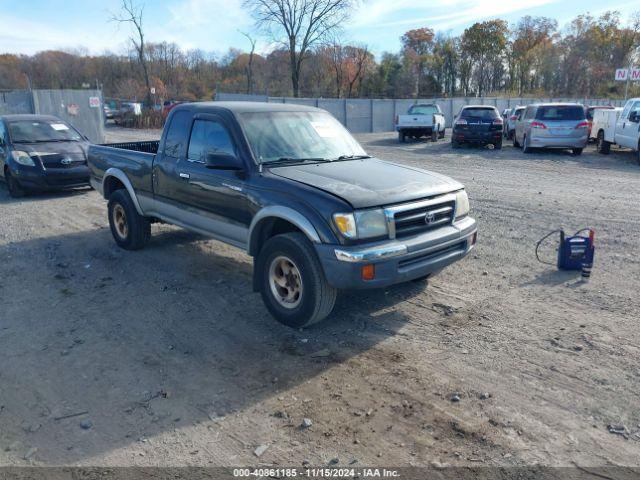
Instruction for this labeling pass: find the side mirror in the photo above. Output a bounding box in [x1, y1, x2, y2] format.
[205, 151, 243, 170]
[629, 111, 640, 123]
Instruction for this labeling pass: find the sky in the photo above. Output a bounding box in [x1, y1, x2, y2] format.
[0, 0, 638, 58]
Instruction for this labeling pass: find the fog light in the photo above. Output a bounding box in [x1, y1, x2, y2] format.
[361, 264, 375, 281]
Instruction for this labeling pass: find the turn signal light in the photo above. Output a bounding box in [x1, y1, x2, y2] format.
[361, 264, 375, 281]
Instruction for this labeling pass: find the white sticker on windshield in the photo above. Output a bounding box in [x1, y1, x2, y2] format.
[50, 123, 69, 131]
[311, 121, 338, 138]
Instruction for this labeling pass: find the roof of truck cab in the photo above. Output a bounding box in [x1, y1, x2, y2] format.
[0, 114, 62, 122]
[176, 101, 323, 114]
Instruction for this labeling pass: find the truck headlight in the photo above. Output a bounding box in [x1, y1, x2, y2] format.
[11, 151, 36, 167]
[334, 209, 388, 239]
[354, 209, 388, 239]
[455, 190, 470, 220]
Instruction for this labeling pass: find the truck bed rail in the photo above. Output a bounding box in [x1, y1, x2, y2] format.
[100, 140, 160, 154]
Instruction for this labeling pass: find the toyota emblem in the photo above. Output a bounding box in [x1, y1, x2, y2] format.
[424, 212, 436, 224]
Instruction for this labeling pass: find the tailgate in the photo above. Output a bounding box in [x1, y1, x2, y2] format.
[397, 115, 433, 127]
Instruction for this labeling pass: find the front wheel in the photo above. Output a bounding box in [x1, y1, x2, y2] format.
[107, 189, 151, 250]
[572, 148, 583, 156]
[5, 171, 25, 198]
[431, 130, 438, 142]
[439, 128, 445, 139]
[398, 131, 405, 143]
[494, 140, 503, 150]
[257, 232, 337, 328]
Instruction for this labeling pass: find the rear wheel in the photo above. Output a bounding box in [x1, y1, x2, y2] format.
[572, 148, 583, 156]
[257, 232, 337, 328]
[108, 189, 151, 250]
[452, 138, 460, 149]
[439, 128, 445, 139]
[5, 170, 25, 198]
[398, 131, 405, 143]
[494, 139, 503, 150]
[596, 131, 610, 154]
[522, 135, 531, 153]
[431, 130, 438, 142]
[513, 133, 520, 148]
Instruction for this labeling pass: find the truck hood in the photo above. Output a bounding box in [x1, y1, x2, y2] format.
[269, 158, 463, 209]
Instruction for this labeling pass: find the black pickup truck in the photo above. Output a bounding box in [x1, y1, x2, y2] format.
[88, 102, 477, 327]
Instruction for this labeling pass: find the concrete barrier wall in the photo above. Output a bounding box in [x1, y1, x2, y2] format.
[1, 89, 105, 143]
[217, 92, 626, 132]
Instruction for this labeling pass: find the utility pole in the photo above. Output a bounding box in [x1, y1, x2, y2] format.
[624, 46, 640, 101]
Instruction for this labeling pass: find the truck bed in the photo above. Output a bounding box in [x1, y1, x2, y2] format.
[88, 142, 158, 196]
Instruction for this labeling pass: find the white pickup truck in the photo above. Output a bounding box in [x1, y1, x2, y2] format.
[591, 98, 640, 163]
[395, 103, 446, 143]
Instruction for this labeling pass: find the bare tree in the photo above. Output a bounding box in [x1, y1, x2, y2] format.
[112, 0, 152, 107]
[240, 31, 257, 94]
[245, 0, 354, 97]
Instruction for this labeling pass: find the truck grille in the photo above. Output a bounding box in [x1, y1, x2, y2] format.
[385, 194, 456, 239]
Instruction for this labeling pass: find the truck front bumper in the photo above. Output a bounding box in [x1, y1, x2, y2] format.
[315, 217, 477, 289]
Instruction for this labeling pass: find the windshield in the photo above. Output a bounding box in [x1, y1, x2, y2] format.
[408, 105, 438, 115]
[8, 120, 83, 143]
[460, 108, 498, 120]
[536, 106, 585, 121]
[239, 111, 367, 164]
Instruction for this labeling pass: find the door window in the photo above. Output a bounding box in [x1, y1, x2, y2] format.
[187, 120, 235, 163]
[163, 110, 192, 159]
[524, 106, 535, 119]
[628, 101, 640, 119]
[0, 122, 6, 147]
[620, 101, 633, 121]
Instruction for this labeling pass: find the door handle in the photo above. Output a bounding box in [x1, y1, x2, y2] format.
[179, 172, 190, 179]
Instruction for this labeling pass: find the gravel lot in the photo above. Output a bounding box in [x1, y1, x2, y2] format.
[1, 127, 639, 469]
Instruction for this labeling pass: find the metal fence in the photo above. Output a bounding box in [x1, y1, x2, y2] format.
[0, 89, 105, 143]
[216, 92, 626, 132]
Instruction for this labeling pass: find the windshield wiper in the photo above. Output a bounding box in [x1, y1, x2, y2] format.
[267, 157, 331, 165]
[334, 154, 372, 161]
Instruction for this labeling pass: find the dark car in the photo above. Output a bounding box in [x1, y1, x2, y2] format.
[452, 106, 503, 149]
[0, 114, 91, 197]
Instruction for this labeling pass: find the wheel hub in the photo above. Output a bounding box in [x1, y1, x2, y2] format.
[268, 256, 303, 309]
[113, 204, 128, 239]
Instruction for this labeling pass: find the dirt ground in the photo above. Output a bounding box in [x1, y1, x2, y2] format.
[1, 127, 639, 469]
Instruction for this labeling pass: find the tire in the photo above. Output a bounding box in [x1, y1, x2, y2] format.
[522, 135, 531, 153]
[398, 131, 405, 143]
[257, 232, 337, 328]
[452, 138, 460, 149]
[107, 189, 151, 250]
[439, 129, 445, 139]
[572, 148, 583, 156]
[431, 130, 438, 142]
[5, 170, 25, 198]
[596, 131, 610, 154]
[637, 142, 640, 165]
[494, 140, 503, 150]
[513, 133, 520, 148]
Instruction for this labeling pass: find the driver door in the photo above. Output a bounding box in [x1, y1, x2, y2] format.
[173, 114, 251, 246]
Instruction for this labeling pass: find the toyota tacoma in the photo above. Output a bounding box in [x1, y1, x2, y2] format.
[88, 102, 477, 327]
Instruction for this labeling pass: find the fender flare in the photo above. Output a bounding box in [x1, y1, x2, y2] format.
[247, 206, 322, 256]
[102, 168, 144, 216]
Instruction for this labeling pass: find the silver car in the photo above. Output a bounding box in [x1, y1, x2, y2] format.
[513, 103, 588, 155]
[505, 106, 525, 140]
